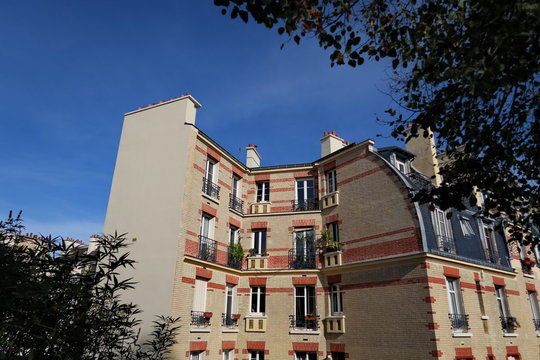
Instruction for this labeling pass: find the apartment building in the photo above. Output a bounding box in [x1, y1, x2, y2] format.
[103, 94, 540, 360]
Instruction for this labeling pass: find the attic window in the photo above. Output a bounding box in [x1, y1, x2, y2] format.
[395, 159, 406, 173]
[459, 217, 475, 236]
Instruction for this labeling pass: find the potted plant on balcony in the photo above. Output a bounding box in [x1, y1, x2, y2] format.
[317, 229, 342, 254]
[248, 248, 257, 257]
[232, 314, 241, 320]
[230, 241, 244, 262]
[305, 313, 316, 321]
[203, 312, 213, 318]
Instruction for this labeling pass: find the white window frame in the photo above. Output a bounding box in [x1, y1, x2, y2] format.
[200, 213, 215, 240]
[205, 157, 217, 184]
[481, 223, 498, 253]
[256, 181, 270, 202]
[249, 351, 264, 360]
[459, 217, 475, 236]
[395, 159, 406, 173]
[446, 277, 464, 315]
[190, 351, 204, 360]
[496, 285, 509, 318]
[222, 350, 233, 360]
[295, 178, 315, 202]
[326, 170, 337, 193]
[252, 230, 267, 255]
[330, 284, 344, 315]
[193, 278, 207, 312]
[250, 286, 266, 314]
[231, 175, 242, 199]
[294, 285, 316, 317]
[224, 284, 236, 317]
[327, 222, 340, 243]
[528, 291, 540, 321]
[229, 225, 239, 246]
[294, 228, 315, 256]
[295, 352, 318, 360]
[433, 208, 453, 239]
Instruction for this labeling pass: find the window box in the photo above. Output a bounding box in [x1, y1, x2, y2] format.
[203, 312, 213, 318]
[232, 314, 241, 320]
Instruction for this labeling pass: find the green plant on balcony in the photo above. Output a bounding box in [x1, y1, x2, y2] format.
[229, 240, 244, 262]
[317, 229, 342, 253]
[248, 248, 257, 257]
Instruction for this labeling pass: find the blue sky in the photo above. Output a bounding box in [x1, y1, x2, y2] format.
[0, 0, 400, 241]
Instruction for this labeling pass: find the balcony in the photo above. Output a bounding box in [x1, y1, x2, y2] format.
[229, 194, 243, 213]
[321, 191, 339, 209]
[191, 311, 211, 327]
[290, 315, 320, 331]
[500, 316, 519, 333]
[485, 249, 501, 265]
[288, 248, 316, 269]
[198, 235, 217, 263]
[406, 171, 432, 190]
[202, 177, 220, 200]
[227, 246, 242, 269]
[521, 259, 534, 275]
[533, 318, 540, 332]
[448, 313, 469, 332]
[291, 199, 319, 211]
[222, 313, 240, 328]
[436, 235, 456, 254]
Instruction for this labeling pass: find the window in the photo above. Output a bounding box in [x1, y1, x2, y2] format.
[256, 181, 270, 202]
[231, 175, 241, 199]
[328, 222, 340, 244]
[294, 286, 316, 328]
[482, 224, 499, 263]
[222, 350, 233, 360]
[252, 230, 267, 255]
[250, 286, 266, 314]
[395, 159, 406, 173]
[528, 291, 540, 330]
[229, 225, 239, 246]
[326, 170, 337, 193]
[249, 351, 264, 360]
[295, 178, 315, 210]
[446, 277, 468, 331]
[205, 157, 217, 183]
[190, 351, 204, 360]
[203, 157, 220, 198]
[295, 352, 317, 360]
[200, 214, 214, 240]
[496, 285, 516, 333]
[459, 217, 475, 236]
[199, 214, 216, 261]
[331, 353, 345, 360]
[330, 284, 344, 315]
[191, 278, 208, 327]
[224, 284, 236, 326]
[294, 229, 315, 255]
[433, 209, 455, 253]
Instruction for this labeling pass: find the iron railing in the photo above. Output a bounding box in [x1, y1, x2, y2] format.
[500, 316, 519, 333]
[485, 249, 501, 265]
[521, 260, 534, 275]
[222, 313, 240, 328]
[533, 318, 540, 331]
[198, 235, 217, 262]
[436, 235, 457, 254]
[448, 313, 469, 331]
[202, 177, 220, 199]
[289, 314, 319, 331]
[291, 199, 319, 211]
[229, 194, 243, 213]
[190, 311, 211, 327]
[288, 248, 316, 269]
[227, 245, 242, 269]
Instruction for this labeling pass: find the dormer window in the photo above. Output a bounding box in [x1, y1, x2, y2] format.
[395, 159, 406, 173]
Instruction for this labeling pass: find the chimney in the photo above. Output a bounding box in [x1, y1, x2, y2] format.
[320, 131, 347, 157]
[405, 127, 442, 186]
[246, 144, 261, 168]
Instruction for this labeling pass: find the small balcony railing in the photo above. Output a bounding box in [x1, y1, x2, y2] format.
[291, 199, 319, 211]
[229, 194, 243, 213]
[202, 177, 220, 199]
[448, 313, 469, 331]
[198, 235, 217, 262]
[289, 314, 319, 331]
[500, 316, 519, 333]
[406, 171, 433, 190]
[288, 248, 316, 269]
[521, 260, 534, 275]
[222, 313, 240, 328]
[533, 318, 540, 331]
[485, 249, 501, 265]
[190, 311, 211, 327]
[227, 246, 242, 269]
[436, 235, 456, 254]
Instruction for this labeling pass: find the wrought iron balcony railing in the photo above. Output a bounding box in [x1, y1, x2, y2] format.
[222, 313, 240, 328]
[227, 245, 242, 269]
[288, 248, 316, 269]
[533, 318, 540, 331]
[229, 194, 243, 213]
[202, 177, 220, 199]
[448, 313, 469, 331]
[190, 311, 211, 327]
[198, 235, 217, 263]
[436, 235, 457, 254]
[500, 316, 519, 333]
[289, 314, 319, 331]
[485, 249, 501, 265]
[406, 171, 433, 190]
[291, 199, 319, 211]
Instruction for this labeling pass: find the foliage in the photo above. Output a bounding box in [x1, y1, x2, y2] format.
[229, 240, 244, 261]
[0, 212, 180, 360]
[214, 0, 539, 245]
[317, 229, 342, 253]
